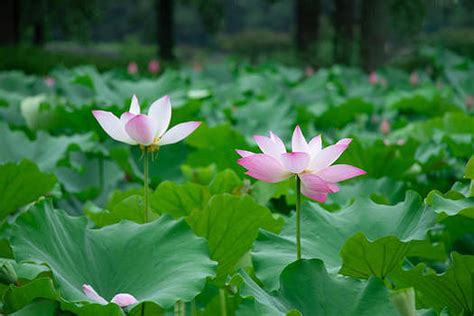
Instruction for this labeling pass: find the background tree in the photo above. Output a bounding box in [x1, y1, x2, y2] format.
[333, 0, 355, 65]
[0, 0, 20, 45]
[295, 0, 321, 55]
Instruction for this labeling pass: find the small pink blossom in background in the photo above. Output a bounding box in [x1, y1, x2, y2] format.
[148, 59, 160, 74]
[380, 119, 391, 135]
[44, 76, 56, 87]
[369, 71, 378, 85]
[465, 95, 473, 110]
[410, 71, 419, 86]
[83, 284, 138, 307]
[92, 95, 201, 147]
[383, 139, 390, 146]
[236, 126, 366, 202]
[193, 62, 203, 73]
[127, 62, 138, 75]
[396, 139, 406, 146]
[305, 66, 315, 77]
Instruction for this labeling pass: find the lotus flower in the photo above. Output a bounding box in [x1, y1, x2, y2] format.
[305, 65, 315, 77]
[127, 62, 138, 75]
[83, 284, 138, 307]
[379, 119, 391, 135]
[236, 126, 366, 202]
[410, 71, 419, 86]
[148, 59, 160, 74]
[465, 95, 473, 110]
[369, 71, 378, 85]
[44, 76, 56, 87]
[92, 95, 201, 148]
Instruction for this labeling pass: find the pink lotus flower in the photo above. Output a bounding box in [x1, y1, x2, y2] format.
[305, 66, 315, 77]
[379, 119, 391, 135]
[148, 59, 160, 74]
[127, 62, 138, 75]
[92, 95, 201, 148]
[369, 71, 378, 85]
[44, 76, 56, 87]
[465, 95, 473, 110]
[83, 284, 138, 307]
[236, 126, 366, 202]
[410, 71, 419, 86]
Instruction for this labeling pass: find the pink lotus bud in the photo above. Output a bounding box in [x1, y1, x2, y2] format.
[383, 139, 391, 146]
[369, 71, 378, 85]
[148, 59, 160, 74]
[396, 139, 406, 146]
[380, 119, 391, 135]
[44, 76, 56, 87]
[193, 62, 203, 73]
[305, 66, 315, 77]
[127, 62, 138, 75]
[410, 71, 418, 86]
[465, 95, 473, 110]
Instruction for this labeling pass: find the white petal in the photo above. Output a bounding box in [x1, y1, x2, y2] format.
[291, 126, 309, 153]
[82, 284, 108, 305]
[148, 95, 172, 137]
[130, 95, 140, 114]
[159, 121, 201, 146]
[92, 110, 136, 145]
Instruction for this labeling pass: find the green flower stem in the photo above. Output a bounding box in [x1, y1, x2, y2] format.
[219, 288, 227, 316]
[174, 300, 185, 316]
[296, 176, 302, 260]
[143, 148, 149, 223]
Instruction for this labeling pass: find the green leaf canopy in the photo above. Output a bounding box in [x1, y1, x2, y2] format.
[10, 200, 216, 311]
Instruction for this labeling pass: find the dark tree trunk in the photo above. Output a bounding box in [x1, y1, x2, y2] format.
[0, 0, 20, 44]
[156, 0, 175, 61]
[33, 21, 45, 46]
[360, 0, 388, 71]
[295, 0, 321, 53]
[333, 0, 355, 65]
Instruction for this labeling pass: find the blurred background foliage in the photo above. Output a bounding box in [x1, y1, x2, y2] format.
[1, 0, 474, 73]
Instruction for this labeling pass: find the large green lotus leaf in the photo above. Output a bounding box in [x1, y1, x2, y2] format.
[429, 192, 474, 218]
[186, 124, 249, 173]
[0, 160, 56, 220]
[11, 200, 216, 311]
[316, 97, 373, 129]
[233, 97, 294, 141]
[150, 181, 209, 218]
[392, 253, 474, 315]
[239, 259, 398, 316]
[337, 138, 418, 179]
[55, 153, 123, 201]
[10, 300, 59, 316]
[3, 278, 59, 314]
[85, 195, 158, 227]
[253, 191, 436, 290]
[187, 194, 283, 285]
[339, 233, 445, 279]
[0, 122, 96, 171]
[465, 156, 474, 180]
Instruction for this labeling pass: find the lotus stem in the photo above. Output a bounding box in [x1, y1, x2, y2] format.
[219, 288, 227, 316]
[296, 176, 302, 260]
[143, 148, 149, 223]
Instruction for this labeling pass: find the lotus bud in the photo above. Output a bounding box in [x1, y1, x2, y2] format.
[389, 287, 416, 316]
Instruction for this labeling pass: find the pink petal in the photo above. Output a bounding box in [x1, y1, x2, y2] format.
[111, 293, 138, 307]
[159, 121, 201, 146]
[125, 114, 158, 145]
[317, 164, 366, 183]
[299, 173, 333, 193]
[269, 132, 286, 151]
[308, 135, 322, 155]
[254, 134, 286, 158]
[336, 138, 352, 146]
[310, 141, 351, 171]
[291, 126, 309, 153]
[92, 110, 136, 145]
[236, 149, 255, 158]
[130, 95, 140, 114]
[148, 95, 171, 137]
[301, 190, 328, 203]
[120, 112, 136, 125]
[280, 152, 310, 174]
[238, 154, 291, 183]
[82, 284, 107, 305]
